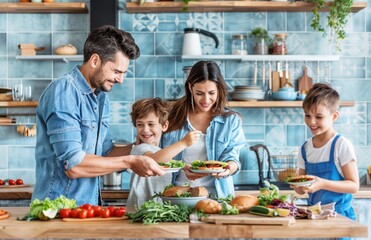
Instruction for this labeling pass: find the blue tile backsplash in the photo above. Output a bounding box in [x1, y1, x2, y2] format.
[0, 0, 370, 189]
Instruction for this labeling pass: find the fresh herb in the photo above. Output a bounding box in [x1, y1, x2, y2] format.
[158, 159, 185, 168]
[127, 200, 204, 224]
[220, 201, 239, 215]
[257, 183, 287, 207]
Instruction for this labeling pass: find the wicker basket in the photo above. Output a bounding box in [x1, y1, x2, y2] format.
[271, 154, 299, 182]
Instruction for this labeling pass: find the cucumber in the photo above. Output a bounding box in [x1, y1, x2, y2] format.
[249, 206, 278, 217]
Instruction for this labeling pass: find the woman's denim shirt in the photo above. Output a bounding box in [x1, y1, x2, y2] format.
[161, 112, 246, 198]
[32, 66, 114, 206]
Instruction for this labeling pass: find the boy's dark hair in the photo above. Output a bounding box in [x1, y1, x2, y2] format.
[302, 82, 340, 113]
[131, 98, 169, 126]
[83, 25, 140, 64]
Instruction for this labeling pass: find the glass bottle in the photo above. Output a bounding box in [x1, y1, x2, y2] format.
[232, 34, 248, 55]
[273, 33, 288, 55]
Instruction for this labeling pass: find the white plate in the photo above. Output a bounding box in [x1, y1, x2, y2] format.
[286, 179, 315, 186]
[162, 167, 182, 173]
[190, 169, 226, 174]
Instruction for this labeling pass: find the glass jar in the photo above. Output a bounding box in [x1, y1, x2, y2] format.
[232, 34, 248, 55]
[273, 33, 288, 55]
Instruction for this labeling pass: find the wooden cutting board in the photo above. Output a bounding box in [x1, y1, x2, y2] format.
[298, 67, 313, 93]
[201, 213, 295, 226]
[0, 184, 31, 188]
[62, 216, 129, 222]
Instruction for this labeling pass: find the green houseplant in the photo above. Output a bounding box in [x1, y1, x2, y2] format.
[306, 0, 353, 51]
[250, 27, 271, 55]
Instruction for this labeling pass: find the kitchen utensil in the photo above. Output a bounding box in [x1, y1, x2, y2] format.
[182, 28, 219, 55]
[249, 144, 271, 188]
[271, 155, 298, 182]
[0, 87, 12, 94]
[103, 172, 122, 190]
[200, 213, 296, 226]
[298, 67, 313, 93]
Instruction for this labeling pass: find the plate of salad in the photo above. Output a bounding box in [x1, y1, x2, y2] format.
[158, 160, 185, 173]
[286, 175, 315, 186]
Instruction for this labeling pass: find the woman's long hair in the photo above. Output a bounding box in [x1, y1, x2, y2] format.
[166, 61, 236, 132]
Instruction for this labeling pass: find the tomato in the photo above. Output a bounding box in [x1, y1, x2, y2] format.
[71, 208, 81, 218]
[0, 180, 4, 185]
[8, 179, 16, 185]
[81, 204, 92, 210]
[59, 208, 72, 218]
[107, 206, 116, 217]
[79, 209, 88, 219]
[114, 207, 126, 217]
[86, 208, 95, 218]
[100, 208, 110, 218]
[16, 179, 23, 185]
[93, 206, 102, 217]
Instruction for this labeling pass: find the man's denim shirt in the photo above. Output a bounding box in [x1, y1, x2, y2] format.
[32, 66, 114, 206]
[161, 112, 246, 198]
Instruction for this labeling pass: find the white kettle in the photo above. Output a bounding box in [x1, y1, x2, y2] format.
[182, 28, 219, 55]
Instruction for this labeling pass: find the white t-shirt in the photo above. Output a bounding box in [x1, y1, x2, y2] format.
[297, 134, 356, 177]
[126, 143, 172, 213]
[174, 119, 215, 195]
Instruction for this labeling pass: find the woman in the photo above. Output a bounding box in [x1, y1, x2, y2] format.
[162, 60, 246, 198]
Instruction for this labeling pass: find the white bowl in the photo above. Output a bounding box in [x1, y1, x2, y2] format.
[161, 196, 207, 207]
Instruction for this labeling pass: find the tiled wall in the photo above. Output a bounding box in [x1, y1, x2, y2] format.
[0, 0, 370, 188]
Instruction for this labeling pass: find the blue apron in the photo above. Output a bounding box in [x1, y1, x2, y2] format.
[301, 134, 356, 221]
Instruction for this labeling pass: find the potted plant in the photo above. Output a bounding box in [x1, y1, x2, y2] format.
[306, 0, 353, 51]
[250, 27, 271, 55]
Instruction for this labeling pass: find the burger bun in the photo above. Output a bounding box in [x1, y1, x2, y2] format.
[230, 195, 259, 213]
[195, 199, 222, 214]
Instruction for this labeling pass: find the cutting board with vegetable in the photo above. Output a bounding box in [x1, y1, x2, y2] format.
[201, 213, 295, 226]
[298, 67, 313, 93]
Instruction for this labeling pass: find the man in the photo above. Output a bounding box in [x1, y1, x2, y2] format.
[32, 25, 165, 206]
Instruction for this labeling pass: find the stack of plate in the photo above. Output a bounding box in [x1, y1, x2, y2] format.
[231, 85, 265, 101]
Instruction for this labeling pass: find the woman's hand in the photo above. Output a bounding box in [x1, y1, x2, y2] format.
[212, 161, 237, 179]
[184, 164, 209, 180]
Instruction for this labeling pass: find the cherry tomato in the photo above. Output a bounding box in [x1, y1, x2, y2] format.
[107, 206, 116, 217]
[114, 207, 126, 217]
[100, 208, 110, 218]
[81, 203, 92, 210]
[71, 208, 81, 218]
[8, 179, 16, 185]
[59, 208, 72, 218]
[93, 206, 102, 217]
[79, 209, 88, 219]
[16, 179, 23, 185]
[0, 180, 4, 185]
[86, 208, 95, 218]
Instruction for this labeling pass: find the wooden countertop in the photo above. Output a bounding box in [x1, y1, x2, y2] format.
[0, 207, 367, 239]
[1, 185, 371, 200]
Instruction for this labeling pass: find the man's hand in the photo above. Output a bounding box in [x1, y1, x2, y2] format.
[128, 155, 166, 177]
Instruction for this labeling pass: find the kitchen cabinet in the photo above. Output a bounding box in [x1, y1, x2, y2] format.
[0, 2, 88, 13]
[125, 1, 367, 13]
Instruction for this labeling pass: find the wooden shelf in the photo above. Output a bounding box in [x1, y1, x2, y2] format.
[182, 55, 340, 62]
[228, 100, 354, 108]
[126, 1, 367, 13]
[16, 55, 83, 63]
[0, 2, 88, 13]
[0, 101, 38, 108]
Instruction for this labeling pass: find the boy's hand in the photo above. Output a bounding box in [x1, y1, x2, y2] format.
[182, 130, 202, 146]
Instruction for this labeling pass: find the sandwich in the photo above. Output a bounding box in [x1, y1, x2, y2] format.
[191, 160, 228, 170]
[286, 175, 315, 183]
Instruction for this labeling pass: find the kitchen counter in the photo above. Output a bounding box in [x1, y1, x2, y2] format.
[0, 207, 368, 239]
[1, 185, 371, 200]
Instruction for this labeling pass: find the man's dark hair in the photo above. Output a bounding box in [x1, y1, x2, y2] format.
[83, 25, 140, 64]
